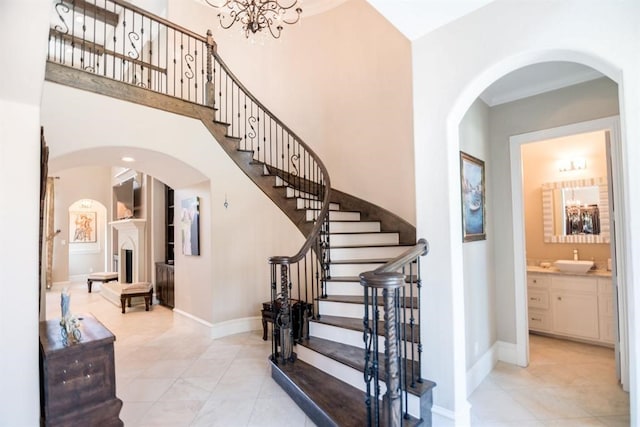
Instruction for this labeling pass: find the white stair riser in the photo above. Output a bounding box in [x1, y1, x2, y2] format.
[306, 210, 360, 221]
[330, 221, 380, 233]
[329, 245, 408, 261]
[325, 281, 364, 296]
[309, 322, 419, 361]
[318, 301, 419, 323]
[296, 345, 421, 418]
[324, 281, 420, 296]
[286, 187, 317, 199]
[329, 263, 384, 277]
[330, 233, 399, 246]
[297, 199, 340, 211]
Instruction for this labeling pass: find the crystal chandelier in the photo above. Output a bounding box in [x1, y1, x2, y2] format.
[205, 0, 303, 39]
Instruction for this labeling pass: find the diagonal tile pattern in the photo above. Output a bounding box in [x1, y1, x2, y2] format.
[46, 282, 629, 426]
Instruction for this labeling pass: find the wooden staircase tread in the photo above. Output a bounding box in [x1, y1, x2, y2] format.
[319, 295, 419, 306]
[271, 358, 367, 427]
[312, 315, 420, 343]
[271, 358, 422, 427]
[299, 337, 435, 398]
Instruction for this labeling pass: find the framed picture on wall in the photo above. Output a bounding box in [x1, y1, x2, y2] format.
[69, 211, 97, 243]
[460, 151, 486, 242]
[181, 196, 200, 256]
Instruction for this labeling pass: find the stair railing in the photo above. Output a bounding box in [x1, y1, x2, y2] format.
[360, 238, 429, 427]
[47, 0, 332, 364]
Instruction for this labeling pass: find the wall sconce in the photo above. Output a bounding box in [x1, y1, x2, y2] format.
[559, 158, 587, 172]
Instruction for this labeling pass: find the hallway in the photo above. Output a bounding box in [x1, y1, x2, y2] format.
[45, 282, 629, 426]
[469, 334, 629, 426]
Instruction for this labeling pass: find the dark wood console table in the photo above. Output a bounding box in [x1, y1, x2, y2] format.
[39, 314, 123, 426]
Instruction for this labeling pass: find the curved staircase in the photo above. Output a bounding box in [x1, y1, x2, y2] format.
[44, 1, 434, 424]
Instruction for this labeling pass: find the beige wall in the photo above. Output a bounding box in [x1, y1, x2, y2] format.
[52, 166, 112, 282]
[522, 130, 611, 266]
[167, 0, 416, 224]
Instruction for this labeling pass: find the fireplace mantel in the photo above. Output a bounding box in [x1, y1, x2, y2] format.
[109, 218, 146, 231]
[110, 218, 146, 283]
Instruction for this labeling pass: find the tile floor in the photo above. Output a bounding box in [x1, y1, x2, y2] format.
[46, 282, 629, 426]
[468, 335, 630, 426]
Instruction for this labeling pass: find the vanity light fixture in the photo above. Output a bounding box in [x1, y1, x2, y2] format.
[559, 158, 587, 172]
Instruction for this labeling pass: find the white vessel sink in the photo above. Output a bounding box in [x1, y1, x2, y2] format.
[554, 259, 594, 274]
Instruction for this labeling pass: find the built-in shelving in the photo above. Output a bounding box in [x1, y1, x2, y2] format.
[166, 185, 174, 264]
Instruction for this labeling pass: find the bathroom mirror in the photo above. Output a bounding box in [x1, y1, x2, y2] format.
[541, 177, 610, 244]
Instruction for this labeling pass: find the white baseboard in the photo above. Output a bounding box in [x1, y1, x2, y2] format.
[173, 308, 214, 329]
[432, 404, 471, 426]
[497, 340, 518, 365]
[466, 342, 499, 395]
[210, 316, 262, 339]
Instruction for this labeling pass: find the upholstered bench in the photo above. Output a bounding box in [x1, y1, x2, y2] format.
[86, 272, 119, 293]
[120, 282, 153, 314]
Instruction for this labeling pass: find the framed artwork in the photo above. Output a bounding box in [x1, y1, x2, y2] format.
[460, 152, 486, 242]
[70, 211, 97, 243]
[181, 196, 200, 256]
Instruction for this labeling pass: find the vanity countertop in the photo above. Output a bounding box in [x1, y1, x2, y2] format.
[527, 265, 612, 277]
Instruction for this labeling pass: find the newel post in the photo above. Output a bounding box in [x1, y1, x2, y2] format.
[205, 30, 217, 108]
[360, 271, 406, 427]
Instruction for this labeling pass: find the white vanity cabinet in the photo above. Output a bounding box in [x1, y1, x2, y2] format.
[527, 271, 614, 345]
[550, 276, 599, 339]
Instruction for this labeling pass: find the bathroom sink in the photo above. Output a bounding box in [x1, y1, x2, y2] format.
[554, 259, 594, 274]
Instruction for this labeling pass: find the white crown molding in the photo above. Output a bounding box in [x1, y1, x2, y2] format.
[481, 68, 603, 107]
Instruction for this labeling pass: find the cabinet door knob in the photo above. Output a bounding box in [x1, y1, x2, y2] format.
[557, 296, 562, 301]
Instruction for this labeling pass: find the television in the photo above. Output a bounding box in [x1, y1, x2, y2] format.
[113, 178, 139, 220]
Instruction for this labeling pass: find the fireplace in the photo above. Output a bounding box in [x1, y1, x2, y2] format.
[124, 249, 133, 283]
[110, 218, 147, 283]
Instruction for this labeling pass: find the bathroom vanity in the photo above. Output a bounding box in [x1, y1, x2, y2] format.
[527, 267, 614, 346]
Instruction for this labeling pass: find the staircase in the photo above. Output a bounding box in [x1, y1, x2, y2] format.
[269, 176, 435, 426]
[44, 1, 434, 425]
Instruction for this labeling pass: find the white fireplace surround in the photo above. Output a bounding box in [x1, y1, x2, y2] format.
[110, 219, 146, 283]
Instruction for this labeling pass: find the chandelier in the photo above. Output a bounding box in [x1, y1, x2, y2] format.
[205, 0, 303, 39]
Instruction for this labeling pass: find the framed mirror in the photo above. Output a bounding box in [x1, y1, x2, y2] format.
[541, 177, 610, 244]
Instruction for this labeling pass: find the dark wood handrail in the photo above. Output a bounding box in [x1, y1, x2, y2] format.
[203, 54, 334, 265]
[371, 238, 429, 276]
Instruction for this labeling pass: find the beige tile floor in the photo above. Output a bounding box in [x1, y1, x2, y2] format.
[468, 334, 630, 426]
[46, 282, 629, 426]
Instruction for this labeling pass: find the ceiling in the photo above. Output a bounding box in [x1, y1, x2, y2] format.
[366, 0, 495, 40]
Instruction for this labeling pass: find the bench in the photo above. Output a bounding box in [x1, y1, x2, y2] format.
[86, 272, 119, 293]
[120, 282, 153, 314]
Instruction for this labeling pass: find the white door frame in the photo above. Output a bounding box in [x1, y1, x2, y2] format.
[508, 115, 628, 390]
